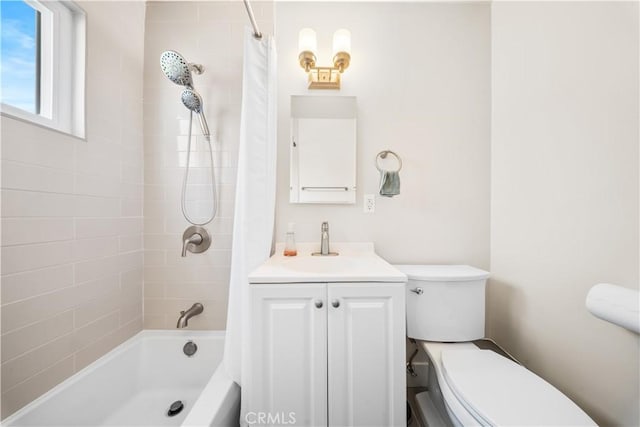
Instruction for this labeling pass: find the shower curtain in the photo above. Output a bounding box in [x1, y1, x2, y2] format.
[223, 28, 277, 388]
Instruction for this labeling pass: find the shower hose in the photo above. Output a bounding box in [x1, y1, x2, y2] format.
[181, 111, 218, 226]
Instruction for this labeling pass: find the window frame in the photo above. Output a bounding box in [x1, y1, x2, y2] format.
[0, 0, 86, 139]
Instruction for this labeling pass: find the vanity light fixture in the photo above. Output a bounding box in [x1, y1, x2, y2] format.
[298, 28, 351, 90]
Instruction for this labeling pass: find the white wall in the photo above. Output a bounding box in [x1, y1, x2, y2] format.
[0, 1, 145, 418]
[275, 2, 491, 267]
[489, 2, 639, 426]
[142, 1, 273, 329]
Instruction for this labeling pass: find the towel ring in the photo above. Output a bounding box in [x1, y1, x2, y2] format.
[376, 150, 402, 172]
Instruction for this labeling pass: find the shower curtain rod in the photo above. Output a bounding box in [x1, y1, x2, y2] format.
[243, 0, 262, 39]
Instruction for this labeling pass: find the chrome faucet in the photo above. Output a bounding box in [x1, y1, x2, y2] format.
[177, 303, 204, 328]
[312, 221, 338, 256]
[320, 221, 330, 255]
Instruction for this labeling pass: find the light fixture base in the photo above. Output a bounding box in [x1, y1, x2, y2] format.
[308, 67, 341, 90]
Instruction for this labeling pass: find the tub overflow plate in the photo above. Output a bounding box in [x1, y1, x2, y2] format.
[183, 340, 197, 357]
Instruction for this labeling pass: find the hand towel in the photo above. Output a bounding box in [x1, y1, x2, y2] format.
[379, 170, 400, 197]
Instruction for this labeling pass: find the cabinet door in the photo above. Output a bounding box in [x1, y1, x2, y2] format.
[247, 284, 328, 427]
[327, 283, 406, 427]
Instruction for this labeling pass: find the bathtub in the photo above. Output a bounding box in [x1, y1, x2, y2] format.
[3, 330, 240, 427]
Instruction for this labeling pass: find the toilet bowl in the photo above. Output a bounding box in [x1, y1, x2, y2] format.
[395, 265, 597, 427]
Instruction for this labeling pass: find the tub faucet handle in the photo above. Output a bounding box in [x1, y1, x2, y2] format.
[181, 226, 211, 257]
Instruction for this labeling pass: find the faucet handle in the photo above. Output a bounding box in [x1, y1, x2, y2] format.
[322, 221, 329, 231]
[181, 226, 211, 257]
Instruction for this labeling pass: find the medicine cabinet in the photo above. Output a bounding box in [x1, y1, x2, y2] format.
[289, 96, 357, 204]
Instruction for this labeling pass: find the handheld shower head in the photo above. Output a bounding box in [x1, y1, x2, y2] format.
[160, 50, 194, 87]
[181, 88, 203, 112]
[181, 89, 210, 137]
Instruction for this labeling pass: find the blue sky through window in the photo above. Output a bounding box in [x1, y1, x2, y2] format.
[1, 0, 38, 113]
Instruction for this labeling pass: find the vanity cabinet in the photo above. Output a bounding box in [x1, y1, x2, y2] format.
[246, 282, 406, 427]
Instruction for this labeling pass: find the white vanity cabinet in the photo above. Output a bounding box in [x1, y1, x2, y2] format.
[247, 284, 329, 426]
[245, 245, 407, 427]
[326, 282, 406, 427]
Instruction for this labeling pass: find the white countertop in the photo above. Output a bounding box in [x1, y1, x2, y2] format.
[248, 242, 407, 284]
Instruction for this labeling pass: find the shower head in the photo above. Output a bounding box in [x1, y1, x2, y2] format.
[181, 89, 210, 137]
[160, 50, 194, 87]
[181, 89, 204, 113]
[161, 51, 209, 136]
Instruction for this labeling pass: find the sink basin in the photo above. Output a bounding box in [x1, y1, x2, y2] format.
[248, 243, 407, 284]
[279, 255, 370, 274]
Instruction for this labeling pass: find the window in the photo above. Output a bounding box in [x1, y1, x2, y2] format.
[1, 1, 39, 113]
[1, 0, 85, 138]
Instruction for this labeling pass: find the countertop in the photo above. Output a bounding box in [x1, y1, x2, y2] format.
[248, 242, 407, 284]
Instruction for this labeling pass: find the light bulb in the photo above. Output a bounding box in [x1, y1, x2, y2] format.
[298, 28, 317, 54]
[332, 29, 351, 56]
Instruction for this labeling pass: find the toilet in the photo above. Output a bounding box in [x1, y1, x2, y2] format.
[395, 265, 597, 427]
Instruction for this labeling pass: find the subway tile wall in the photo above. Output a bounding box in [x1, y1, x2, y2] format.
[0, 2, 146, 418]
[142, 2, 273, 329]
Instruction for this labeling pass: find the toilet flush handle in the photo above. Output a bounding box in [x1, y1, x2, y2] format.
[410, 287, 423, 295]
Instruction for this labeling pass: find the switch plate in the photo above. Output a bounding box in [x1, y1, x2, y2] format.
[364, 194, 375, 213]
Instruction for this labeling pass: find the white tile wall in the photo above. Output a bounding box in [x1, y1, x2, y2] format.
[142, 1, 273, 330]
[0, 1, 146, 419]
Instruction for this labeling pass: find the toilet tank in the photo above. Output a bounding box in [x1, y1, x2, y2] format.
[394, 265, 490, 342]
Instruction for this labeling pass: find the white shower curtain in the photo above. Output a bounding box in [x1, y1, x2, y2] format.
[223, 28, 277, 387]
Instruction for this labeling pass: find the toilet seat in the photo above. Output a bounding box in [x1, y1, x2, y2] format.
[420, 342, 597, 427]
[441, 349, 597, 426]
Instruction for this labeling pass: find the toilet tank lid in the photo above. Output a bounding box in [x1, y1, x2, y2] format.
[393, 265, 489, 282]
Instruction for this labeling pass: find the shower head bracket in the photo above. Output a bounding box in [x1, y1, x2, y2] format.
[188, 63, 204, 75]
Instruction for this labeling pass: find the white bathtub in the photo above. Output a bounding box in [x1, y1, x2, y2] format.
[3, 330, 240, 427]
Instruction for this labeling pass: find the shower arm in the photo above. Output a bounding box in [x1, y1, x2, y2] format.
[188, 63, 204, 75]
[243, 0, 262, 39]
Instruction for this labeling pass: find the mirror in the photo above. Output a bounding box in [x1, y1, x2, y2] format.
[290, 96, 357, 204]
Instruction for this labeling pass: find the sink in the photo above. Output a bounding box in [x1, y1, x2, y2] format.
[279, 255, 370, 274]
[248, 242, 407, 284]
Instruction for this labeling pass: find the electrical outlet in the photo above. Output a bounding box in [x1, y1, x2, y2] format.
[364, 194, 375, 213]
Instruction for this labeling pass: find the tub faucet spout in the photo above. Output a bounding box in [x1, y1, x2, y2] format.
[177, 303, 204, 328]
